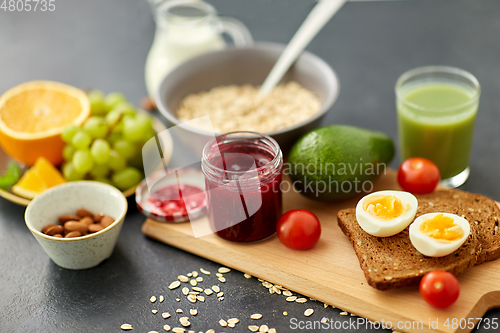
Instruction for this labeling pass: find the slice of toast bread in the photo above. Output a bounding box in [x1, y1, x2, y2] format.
[417, 189, 500, 264]
[337, 200, 480, 290]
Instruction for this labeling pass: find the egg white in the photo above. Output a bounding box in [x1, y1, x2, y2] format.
[409, 212, 470, 257]
[355, 190, 418, 237]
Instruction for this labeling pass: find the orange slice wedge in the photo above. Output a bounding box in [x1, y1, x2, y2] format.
[12, 157, 66, 199]
[0, 81, 90, 166]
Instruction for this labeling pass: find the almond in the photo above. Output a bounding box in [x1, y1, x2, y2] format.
[58, 214, 81, 223]
[76, 208, 94, 218]
[100, 216, 115, 228]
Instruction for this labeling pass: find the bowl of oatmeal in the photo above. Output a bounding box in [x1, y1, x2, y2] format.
[155, 42, 339, 154]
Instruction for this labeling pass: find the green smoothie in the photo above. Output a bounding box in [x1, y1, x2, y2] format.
[397, 83, 478, 179]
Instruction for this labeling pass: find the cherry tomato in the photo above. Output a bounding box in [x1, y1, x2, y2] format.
[419, 270, 460, 308]
[397, 157, 440, 194]
[277, 209, 321, 250]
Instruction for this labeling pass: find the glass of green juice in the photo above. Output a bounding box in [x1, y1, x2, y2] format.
[395, 66, 481, 188]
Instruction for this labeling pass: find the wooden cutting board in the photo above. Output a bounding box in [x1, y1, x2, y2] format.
[141, 170, 500, 333]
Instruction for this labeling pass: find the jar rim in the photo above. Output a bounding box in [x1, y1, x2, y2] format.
[201, 131, 282, 175]
[395, 66, 481, 114]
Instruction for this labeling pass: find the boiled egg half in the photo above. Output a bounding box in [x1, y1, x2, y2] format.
[409, 212, 470, 257]
[355, 190, 418, 237]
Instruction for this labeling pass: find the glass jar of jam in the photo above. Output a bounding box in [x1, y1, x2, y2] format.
[201, 132, 283, 242]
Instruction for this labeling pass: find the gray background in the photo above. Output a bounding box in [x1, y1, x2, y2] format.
[0, 0, 499, 332]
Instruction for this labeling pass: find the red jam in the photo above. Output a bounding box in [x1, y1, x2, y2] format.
[148, 184, 206, 217]
[202, 132, 283, 242]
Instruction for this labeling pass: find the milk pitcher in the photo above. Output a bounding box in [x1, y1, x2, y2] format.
[145, 0, 253, 98]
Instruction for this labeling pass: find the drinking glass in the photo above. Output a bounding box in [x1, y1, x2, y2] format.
[395, 66, 480, 187]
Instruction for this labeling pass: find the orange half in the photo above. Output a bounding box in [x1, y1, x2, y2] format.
[0, 81, 90, 166]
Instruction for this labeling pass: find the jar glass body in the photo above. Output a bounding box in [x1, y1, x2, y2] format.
[201, 132, 283, 242]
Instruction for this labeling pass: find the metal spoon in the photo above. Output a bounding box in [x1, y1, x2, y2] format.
[259, 0, 347, 96]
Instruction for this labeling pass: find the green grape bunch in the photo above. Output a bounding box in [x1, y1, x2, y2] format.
[60, 90, 152, 191]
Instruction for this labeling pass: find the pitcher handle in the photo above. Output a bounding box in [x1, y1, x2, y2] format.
[218, 17, 254, 47]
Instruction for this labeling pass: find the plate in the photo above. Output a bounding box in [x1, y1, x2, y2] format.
[0, 111, 171, 206]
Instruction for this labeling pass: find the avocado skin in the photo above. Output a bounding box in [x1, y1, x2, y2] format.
[287, 125, 395, 201]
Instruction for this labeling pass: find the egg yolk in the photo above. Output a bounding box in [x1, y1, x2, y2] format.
[363, 195, 405, 220]
[420, 214, 464, 241]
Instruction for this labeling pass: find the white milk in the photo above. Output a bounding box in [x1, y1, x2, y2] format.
[145, 0, 253, 98]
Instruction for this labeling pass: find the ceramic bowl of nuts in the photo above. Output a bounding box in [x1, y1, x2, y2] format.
[25, 181, 128, 270]
[155, 42, 340, 155]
